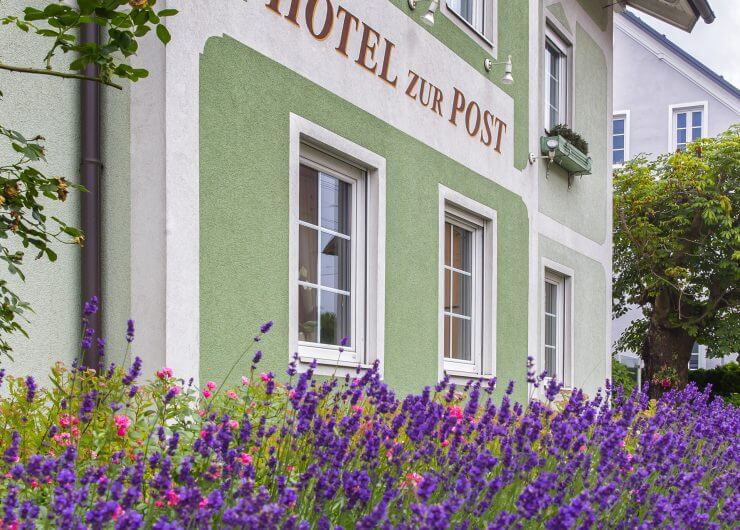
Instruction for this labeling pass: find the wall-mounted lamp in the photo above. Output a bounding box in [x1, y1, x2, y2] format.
[484, 55, 514, 85]
[529, 138, 559, 165]
[409, 0, 440, 27]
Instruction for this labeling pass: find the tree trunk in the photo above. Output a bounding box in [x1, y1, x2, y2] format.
[640, 319, 695, 399]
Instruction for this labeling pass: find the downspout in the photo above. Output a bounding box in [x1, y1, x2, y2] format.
[80, 21, 103, 370]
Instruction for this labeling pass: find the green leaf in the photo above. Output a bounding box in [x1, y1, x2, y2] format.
[158, 9, 179, 17]
[156, 24, 171, 45]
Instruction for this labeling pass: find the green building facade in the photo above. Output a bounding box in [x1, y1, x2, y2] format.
[2, 0, 617, 403]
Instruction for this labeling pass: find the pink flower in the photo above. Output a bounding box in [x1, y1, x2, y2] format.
[113, 505, 124, 521]
[351, 378, 360, 387]
[202, 389, 212, 399]
[206, 381, 217, 390]
[167, 489, 179, 507]
[626, 453, 633, 461]
[448, 406, 463, 419]
[441, 440, 450, 448]
[260, 373, 271, 382]
[197, 409, 206, 417]
[618, 440, 626, 447]
[241, 376, 250, 386]
[401, 472, 423, 490]
[288, 389, 297, 399]
[578, 444, 587, 452]
[226, 390, 237, 400]
[113, 415, 131, 437]
[59, 414, 72, 428]
[352, 405, 363, 413]
[240, 453, 253, 466]
[156, 367, 173, 379]
[154, 500, 164, 508]
[228, 420, 239, 430]
[169, 386, 181, 396]
[199, 497, 209, 508]
[200, 430, 208, 440]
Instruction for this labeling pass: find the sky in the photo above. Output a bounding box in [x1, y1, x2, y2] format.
[628, 0, 740, 88]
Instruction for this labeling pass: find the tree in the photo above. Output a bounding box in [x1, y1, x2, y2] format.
[0, 0, 176, 359]
[613, 126, 739, 397]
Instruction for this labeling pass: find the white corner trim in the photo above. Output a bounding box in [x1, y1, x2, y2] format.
[288, 114, 386, 379]
[667, 101, 708, 152]
[437, 185, 498, 382]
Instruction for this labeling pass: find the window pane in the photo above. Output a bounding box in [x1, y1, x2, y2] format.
[444, 269, 451, 312]
[692, 111, 702, 127]
[544, 345, 556, 378]
[677, 129, 687, 145]
[299, 165, 319, 224]
[613, 118, 624, 135]
[450, 316, 471, 361]
[451, 271, 471, 317]
[320, 232, 350, 291]
[676, 112, 686, 128]
[298, 226, 318, 284]
[451, 225, 472, 272]
[298, 286, 318, 343]
[613, 149, 624, 166]
[320, 291, 351, 346]
[545, 281, 558, 316]
[692, 126, 702, 141]
[444, 314, 451, 359]
[444, 223, 452, 267]
[689, 354, 699, 370]
[320, 173, 351, 235]
[613, 135, 624, 150]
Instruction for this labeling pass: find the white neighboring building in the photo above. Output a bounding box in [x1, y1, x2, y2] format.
[612, 10, 739, 371]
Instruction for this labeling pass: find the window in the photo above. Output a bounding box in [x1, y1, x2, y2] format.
[689, 342, 699, 370]
[612, 113, 629, 166]
[670, 103, 706, 151]
[544, 29, 570, 131]
[298, 146, 364, 361]
[290, 116, 386, 376]
[439, 186, 496, 379]
[542, 265, 573, 385]
[443, 0, 497, 49]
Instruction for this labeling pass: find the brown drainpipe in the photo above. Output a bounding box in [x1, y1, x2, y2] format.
[80, 21, 103, 369]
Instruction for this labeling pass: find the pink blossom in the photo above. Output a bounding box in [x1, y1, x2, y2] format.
[401, 472, 423, 490]
[206, 380, 217, 390]
[226, 390, 237, 400]
[169, 386, 181, 396]
[113, 415, 131, 437]
[352, 405, 363, 413]
[441, 440, 450, 448]
[202, 389, 212, 399]
[260, 373, 271, 382]
[199, 497, 209, 508]
[448, 406, 463, 419]
[113, 505, 124, 521]
[156, 367, 174, 379]
[228, 420, 239, 430]
[241, 376, 250, 386]
[167, 489, 179, 506]
[240, 453, 253, 465]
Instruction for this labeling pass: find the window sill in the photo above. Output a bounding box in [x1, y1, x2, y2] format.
[297, 354, 376, 377]
[445, 368, 495, 381]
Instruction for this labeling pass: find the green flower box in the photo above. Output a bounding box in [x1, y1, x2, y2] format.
[540, 135, 592, 175]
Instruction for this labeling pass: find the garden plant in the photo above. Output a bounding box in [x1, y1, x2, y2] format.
[0, 301, 737, 529]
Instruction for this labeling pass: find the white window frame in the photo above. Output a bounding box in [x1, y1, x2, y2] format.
[289, 115, 386, 378]
[544, 26, 571, 132]
[541, 259, 574, 388]
[612, 111, 630, 168]
[689, 342, 700, 371]
[438, 185, 497, 381]
[443, 0, 498, 55]
[668, 101, 708, 152]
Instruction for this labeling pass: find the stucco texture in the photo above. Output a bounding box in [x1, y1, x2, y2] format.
[200, 37, 530, 402]
[539, 235, 607, 398]
[539, 22, 609, 245]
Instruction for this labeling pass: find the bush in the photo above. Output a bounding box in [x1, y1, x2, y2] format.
[689, 361, 740, 406]
[546, 124, 589, 155]
[611, 358, 637, 396]
[0, 304, 736, 528]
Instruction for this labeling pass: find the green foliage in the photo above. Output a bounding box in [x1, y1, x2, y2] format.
[689, 361, 740, 406]
[546, 123, 589, 155]
[613, 127, 740, 358]
[0, 1, 177, 359]
[611, 358, 637, 395]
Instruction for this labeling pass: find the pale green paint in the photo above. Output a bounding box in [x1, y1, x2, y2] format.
[547, 3, 573, 34]
[199, 38, 530, 403]
[0, 0, 132, 378]
[577, 0, 608, 31]
[539, 235, 607, 396]
[388, 0, 530, 170]
[538, 23, 608, 245]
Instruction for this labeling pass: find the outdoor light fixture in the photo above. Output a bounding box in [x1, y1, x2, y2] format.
[484, 55, 514, 85]
[421, 0, 440, 26]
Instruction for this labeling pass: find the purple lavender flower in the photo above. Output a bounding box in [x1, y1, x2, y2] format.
[122, 357, 142, 385]
[24, 376, 37, 403]
[126, 319, 135, 343]
[83, 296, 99, 317]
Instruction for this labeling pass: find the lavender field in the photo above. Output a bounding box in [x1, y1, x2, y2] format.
[0, 315, 737, 529]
